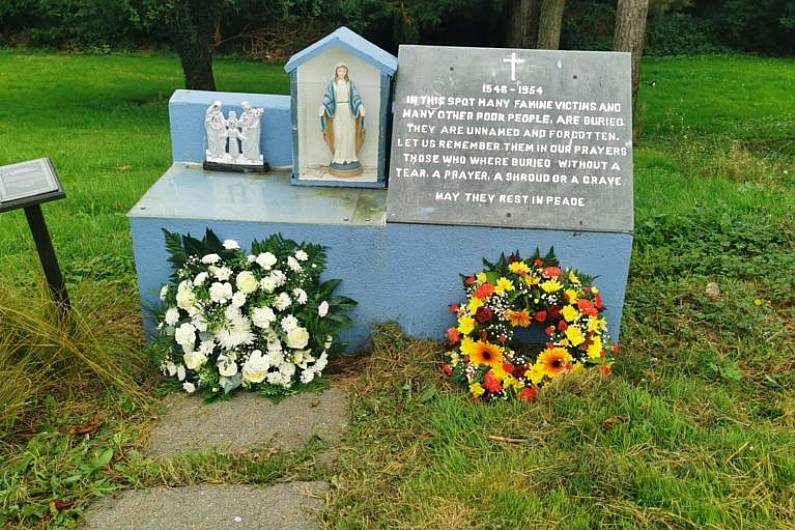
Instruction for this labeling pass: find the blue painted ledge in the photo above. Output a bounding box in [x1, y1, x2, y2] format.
[129, 164, 633, 351]
[169, 90, 292, 167]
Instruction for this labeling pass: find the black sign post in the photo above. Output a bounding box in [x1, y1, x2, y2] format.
[0, 158, 70, 313]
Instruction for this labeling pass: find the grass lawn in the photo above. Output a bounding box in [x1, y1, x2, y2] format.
[1, 50, 794, 529]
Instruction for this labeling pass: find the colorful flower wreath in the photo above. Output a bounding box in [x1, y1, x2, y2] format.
[443, 249, 616, 403]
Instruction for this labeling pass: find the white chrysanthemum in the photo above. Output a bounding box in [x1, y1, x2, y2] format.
[251, 306, 276, 329]
[161, 360, 177, 377]
[280, 315, 299, 333]
[318, 301, 329, 318]
[300, 369, 315, 384]
[292, 288, 308, 305]
[274, 292, 292, 312]
[256, 252, 277, 270]
[176, 288, 196, 310]
[222, 239, 240, 250]
[287, 256, 302, 272]
[177, 364, 186, 381]
[236, 271, 258, 294]
[213, 266, 232, 281]
[295, 250, 308, 261]
[260, 276, 277, 293]
[183, 350, 207, 371]
[194, 272, 208, 286]
[271, 270, 287, 286]
[174, 323, 197, 351]
[183, 381, 196, 393]
[159, 285, 169, 301]
[231, 291, 247, 308]
[279, 362, 296, 378]
[267, 371, 286, 387]
[209, 282, 233, 304]
[215, 307, 254, 350]
[247, 254, 256, 263]
[286, 326, 310, 349]
[164, 307, 180, 326]
[178, 279, 193, 292]
[217, 354, 238, 377]
[192, 313, 208, 332]
[202, 253, 221, 264]
[198, 340, 214, 355]
[314, 352, 329, 372]
[242, 350, 270, 384]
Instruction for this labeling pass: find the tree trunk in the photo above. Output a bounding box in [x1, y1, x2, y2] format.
[506, 0, 541, 48]
[613, 0, 649, 115]
[171, 0, 222, 91]
[537, 0, 566, 49]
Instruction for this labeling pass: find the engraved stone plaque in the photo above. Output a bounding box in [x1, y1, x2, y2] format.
[386, 45, 634, 233]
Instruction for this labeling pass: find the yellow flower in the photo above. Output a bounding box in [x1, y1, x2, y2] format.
[537, 347, 573, 378]
[568, 270, 581, 284]
[561, 305, 580, 322]
[524, 275, 540, 286]
[587, 317, 606, 333]
[449, 352, 461, 367]
[469, 382, 485, 397]
[572, 362, 585, 373]
[476, 272, 488, 284]
[541, 280, 562, 293]
[564, 289, 579, 304]
[495, 277, 515, 295]
[458, 316, 475, 335]
[467, 296, 484, 314]
[525, 362, 546, 384]
[565, 325, 585, 347]
[592, 287, 599, 294]
[509, 261, 530, 275]
[754, 298, 763, 306]
[587, 336, 603, 359]
[460, 337, 477, 356]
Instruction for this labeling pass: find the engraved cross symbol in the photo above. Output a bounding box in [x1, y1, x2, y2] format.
[503, 52, 525, 81]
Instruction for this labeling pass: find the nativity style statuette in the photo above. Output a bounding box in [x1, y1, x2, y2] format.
[204, 101, 269, 172]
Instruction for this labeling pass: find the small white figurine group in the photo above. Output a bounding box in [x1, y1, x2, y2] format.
[204, 101, 265, 168]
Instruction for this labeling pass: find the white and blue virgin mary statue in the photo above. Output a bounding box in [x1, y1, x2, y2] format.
[319, 63, 366, 177]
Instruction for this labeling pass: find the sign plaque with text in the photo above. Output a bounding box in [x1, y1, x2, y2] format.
[0, 158, 64, 213]
[386, 45, 634, 233]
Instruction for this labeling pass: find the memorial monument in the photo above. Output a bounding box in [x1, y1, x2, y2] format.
[130, 28, 634, 351]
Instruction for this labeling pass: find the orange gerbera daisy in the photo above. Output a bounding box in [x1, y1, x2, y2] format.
[468, 341, 503, 367]
[505, 309, 531, 327]
[536, 347, 573, 378]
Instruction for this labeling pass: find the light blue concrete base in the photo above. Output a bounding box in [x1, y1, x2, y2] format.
[130, 165, 632, 351]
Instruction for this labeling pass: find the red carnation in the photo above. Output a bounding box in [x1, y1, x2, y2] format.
[484, 370, 502, 393]
[543, 266, 562, 278]
[465, 275, 476, 286]
[600, 364, 612, 377]
[534, 310, 547, 322]
[475, 306, 493, 323]
[513, 363, 529, 377]
[611, 343, 619, 354]
[475, 283, 495, 299]
[557, 320, 568, 331]
[545, 341, 554, 349]
[503, 363, 514, 374]
[548, 306, 561, 319]
[498, 334, 507, 343]
[519, 386, 538, 404]
[545, 325, 555, 336]
[577, 299, 598, 317]
[534, 258, 543, 266]
[449, 303, 459, 314]
[447, 327, 460, 345]
[595, 293, 603, 309]
[442, 364, 453, 376]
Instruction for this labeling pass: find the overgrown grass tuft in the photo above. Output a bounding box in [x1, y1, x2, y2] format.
[0, 282, 148, 440]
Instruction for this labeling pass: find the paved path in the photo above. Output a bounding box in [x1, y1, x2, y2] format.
[80, 388, 348, 529]
[81, 482, 330, 530]
[147, 388, 349, 457]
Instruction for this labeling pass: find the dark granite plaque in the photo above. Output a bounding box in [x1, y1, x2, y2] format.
[0, 159, 64, 213]
[386, 45, 634, 233]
